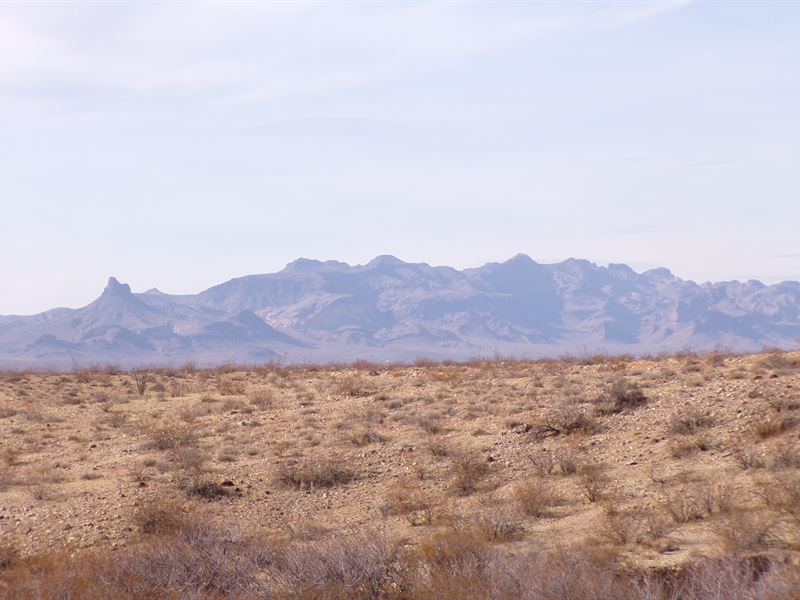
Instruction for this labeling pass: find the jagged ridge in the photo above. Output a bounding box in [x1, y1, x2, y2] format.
[0, 255, 798, 367]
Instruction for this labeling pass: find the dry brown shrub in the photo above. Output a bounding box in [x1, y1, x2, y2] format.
[132, 370, 148, 395]
[2, 511, 800, 600]
[758, 473, 800, 528]
[1, 446, 21, 467]
[682, 359, 705, 373]
[216, 446, 238, 463]
[98, 410, 127, 428]
[599, 510, 672, 546]
[579, 464, 610, 502]
[450, 453, 489, 496]
[768, 396, 800, 413]
[531, 447, 581, 476]
[670, 411, 715, 435]
[427, 438, 452, 458]
[698, 481, 738, 514]
[335, 373, 372, 397]
[280, 519, 330, 541]
[277, 454, 355, 489]
[178, 405, 207, 423]
[412, 527, 490, 574]
[72, 368, 94, 384]
[248, 390, 273, 409]
[704, 350, 732, 367]
[536, 400, 596, 438]
[381, 479, 435, 526]
[468, 511, 526, 543]
[187, 481, 232, 501]
[669, 435, 712, 458]
[403, 539, 639, 599]
[145, 423, 199, 451]
[736, 446, 767, 470]
[171, 446, 209, 473]
[514, 479, 561, 517]
[530, 450, 556, 475]
[675, 556, 800, 600]
[221, 398, 245, 412]
[345, 424, 386, 447]
[597, 378, 648, 414]
[134, 501, 189, 535]
[216, 378, 245, 396]
[6, 514, 269, 598]
[724, 368, 748, 380]
[273, 531, 397, 598]
[770, 440, 800, 471]
[759, 350, 799, 371]
[713, 510, 777, 553]
[169, 380, 185, 398]
[23, 464, 65, 487]
[756, 414, 798, 439]
[666, 490, 707, 523]
[553, 446, 581, 475]
[0, 466, 14, 491]
[0, 543, 19, 570]
[417, 413, 445, 434]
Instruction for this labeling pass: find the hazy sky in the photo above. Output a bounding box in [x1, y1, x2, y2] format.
[2, 1, 799, 314]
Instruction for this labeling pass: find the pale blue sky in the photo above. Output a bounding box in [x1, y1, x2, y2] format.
[1, 1, 799, 314]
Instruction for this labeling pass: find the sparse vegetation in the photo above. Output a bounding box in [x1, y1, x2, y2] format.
[0, 350, 799, 598]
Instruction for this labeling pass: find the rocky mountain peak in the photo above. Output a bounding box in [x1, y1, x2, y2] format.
[1, 255, 798, 368]
[101, 277, 132, 297]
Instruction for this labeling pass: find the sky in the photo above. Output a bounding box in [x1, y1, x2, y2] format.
[1, 1, 799, 315]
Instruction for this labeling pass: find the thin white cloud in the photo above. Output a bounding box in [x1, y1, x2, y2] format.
[0, 1, 694, 109]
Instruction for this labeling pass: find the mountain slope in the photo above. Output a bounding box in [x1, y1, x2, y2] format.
[1, 256, 798, 367]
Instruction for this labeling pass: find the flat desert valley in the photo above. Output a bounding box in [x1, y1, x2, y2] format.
[1, 351, 799, 598]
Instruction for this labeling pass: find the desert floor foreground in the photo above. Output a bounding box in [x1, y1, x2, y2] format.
[0, 351, 799, 598]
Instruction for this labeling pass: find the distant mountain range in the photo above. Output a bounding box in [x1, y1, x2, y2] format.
[1, 254, 798, 368]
